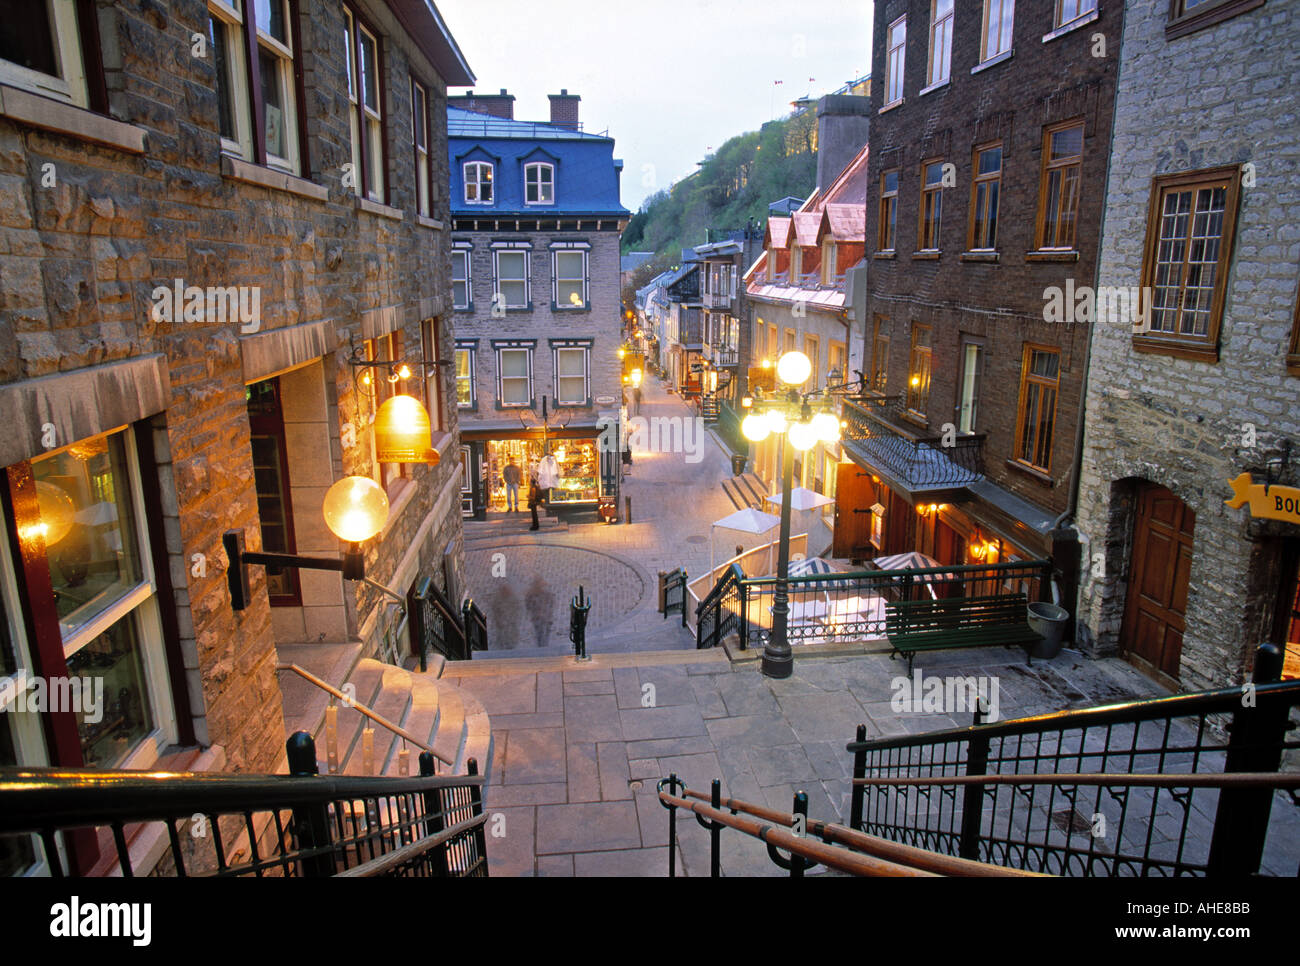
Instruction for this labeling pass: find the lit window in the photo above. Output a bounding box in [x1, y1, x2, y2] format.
[454, 345, 476, 408]
[554, 250, 587, 308]
[907, 324, 931, 417]
[525, 163, 554, 204]
[465, 162, 494, 204]
[886, 16, 906, 105]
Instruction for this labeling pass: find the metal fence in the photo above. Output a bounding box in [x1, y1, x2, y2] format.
[696, 559, 1051, 651]
[847, 645, 1300, 876]
[840, 396, 985, 489]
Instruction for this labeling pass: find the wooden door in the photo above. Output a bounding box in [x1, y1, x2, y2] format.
[1122, 484, 1195, 682]
[832, 463, 876, 559]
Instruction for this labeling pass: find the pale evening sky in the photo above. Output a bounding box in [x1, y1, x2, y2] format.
[437, 0, 876, 213]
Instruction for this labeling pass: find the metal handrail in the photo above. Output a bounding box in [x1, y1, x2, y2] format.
[658, 789, 938, 877]
[276, 663, 453, 769]
[847, 678, 1300, 754]
[679, 787, 1044, 877]
[853, 771, 1300, 789]
[336, 812, 489, 877]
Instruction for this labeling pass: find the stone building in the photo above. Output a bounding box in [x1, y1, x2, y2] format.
[858, 0, 1119, 583]
[0, 0, 473, 874]
[1073, 0, 1300, 691]
[444, 95, 629, 521]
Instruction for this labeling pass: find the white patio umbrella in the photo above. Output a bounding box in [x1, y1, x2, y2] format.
[763, 487, 836, 511]
[709, 506, 780, 575]
[871, 551, 955, 599]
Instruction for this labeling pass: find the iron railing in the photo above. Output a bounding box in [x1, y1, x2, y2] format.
[695, 559, 1052, 651]
[463, 598, 489, 654]
[657, 777, 1038, 877]
[0, 733, 488, 878]
[659, 568, 689, 626]
[846, 644, 1300, 876]
[840, 395, 985, 490]
[716, 399, 747, 456]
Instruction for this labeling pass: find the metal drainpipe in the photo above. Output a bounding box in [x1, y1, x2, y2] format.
[1052, 6, 1128, 644]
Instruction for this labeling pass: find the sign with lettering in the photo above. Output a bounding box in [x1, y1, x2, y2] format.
[1225, 473, 1300, 524]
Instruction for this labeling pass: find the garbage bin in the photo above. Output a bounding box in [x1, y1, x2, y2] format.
[1027, 602, 1069, 659]
[730, 453, 747, 476]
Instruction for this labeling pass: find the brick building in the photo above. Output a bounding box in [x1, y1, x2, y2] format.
[1073, 0, 1300, 691]
[445, 95, 629, 521]
[0, 0, 473, 874]
[855, 0, 1118, 583]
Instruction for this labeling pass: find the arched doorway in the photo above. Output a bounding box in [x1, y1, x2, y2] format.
[1121, 482, 1195, 684]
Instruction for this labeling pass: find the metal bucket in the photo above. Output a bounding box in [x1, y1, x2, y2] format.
[1027, 602, 1069, 659]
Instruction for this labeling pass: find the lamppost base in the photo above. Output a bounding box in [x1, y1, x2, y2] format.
[761, 650, 793, 679]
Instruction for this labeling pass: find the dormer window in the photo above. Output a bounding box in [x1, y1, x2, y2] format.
[821, 240, 837, 285]
[465, 161, 493, 204]
[525, 162, 554, 204]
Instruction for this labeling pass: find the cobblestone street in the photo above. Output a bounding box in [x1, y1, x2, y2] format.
[464, 373, 747, 654]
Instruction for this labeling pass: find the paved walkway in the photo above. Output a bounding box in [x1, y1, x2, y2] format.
[462, 374, 746, 654]
[438, 644, 1300, 877]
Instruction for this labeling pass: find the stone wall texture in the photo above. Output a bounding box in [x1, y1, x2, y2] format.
[1073, 0, 1300, 691]
[0, 0, 465, 773]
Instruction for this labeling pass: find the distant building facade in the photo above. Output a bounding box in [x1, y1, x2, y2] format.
[445, 97, 629, 520]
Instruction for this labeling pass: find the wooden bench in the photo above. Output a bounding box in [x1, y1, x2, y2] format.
[885, 593, 1043, 672]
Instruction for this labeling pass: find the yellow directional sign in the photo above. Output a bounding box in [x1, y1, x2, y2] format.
[1225, 473, 1300, 524]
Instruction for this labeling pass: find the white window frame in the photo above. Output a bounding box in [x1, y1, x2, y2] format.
[0, 0, 89, 108]
[885, 16, 907, 106]
[253, 0, 299, 173]
[465, 161, 494, 205]
[411, 76, 431, 217]
[208, 1, 253, 160]
[451, 246, 472, 309]
[552, 247, 588, 309]
[525, 162, 555, 205]
[421, 318, 443, 430]
[493, 248, 530, 308]
[553, 346, 590, 405]
[496, 346, 533, 407]
[345, 9, 385, 202]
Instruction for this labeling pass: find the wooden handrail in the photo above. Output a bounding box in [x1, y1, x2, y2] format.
[853, 771, 1300, 789]
[682, 788, 1043, 877]
[660, 790, 938, 877]
[336, 812, 487, 877]
[276, 664, 453, 768]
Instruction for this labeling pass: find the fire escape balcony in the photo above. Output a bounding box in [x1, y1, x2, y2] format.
[840, 395, 986, 497]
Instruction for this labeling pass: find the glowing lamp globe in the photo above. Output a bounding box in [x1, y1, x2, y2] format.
[788, 421, 818, 452]
[810, 411, 841, 443]
[34, 481, 76, 547]
[741, 413, 771, 442]
[776, 351, 812, 387]
[323, 476, 390, 543]
[765, 409, 788, 434]
[374, 394, 438, 464]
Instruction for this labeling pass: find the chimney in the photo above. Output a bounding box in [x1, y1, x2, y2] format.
[815, 94, 871, 192]
[548, 89, 581, 131]
[447, 88, 515, 120]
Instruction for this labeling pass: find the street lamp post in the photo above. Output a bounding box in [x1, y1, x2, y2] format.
[740, 351, 842, 679]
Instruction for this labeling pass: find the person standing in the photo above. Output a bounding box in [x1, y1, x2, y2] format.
[528, 468, 543, 531]
[503, 459, 522, 512]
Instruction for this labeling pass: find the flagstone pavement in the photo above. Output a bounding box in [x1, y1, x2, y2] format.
[437, 643, 1298, 877]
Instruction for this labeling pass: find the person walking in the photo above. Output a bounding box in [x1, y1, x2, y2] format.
[527, 468, 543, 531]
[503, 459, 522, 512]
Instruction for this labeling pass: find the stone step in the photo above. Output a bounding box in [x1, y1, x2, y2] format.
[341, 665, 413, 776]
[430, 683, 468, 771]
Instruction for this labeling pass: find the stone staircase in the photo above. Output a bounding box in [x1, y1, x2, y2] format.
[277, 645, 493, 782]
[720, 471, 769, 511]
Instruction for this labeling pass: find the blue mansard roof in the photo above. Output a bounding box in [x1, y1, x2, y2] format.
[448, 107, 629, 218]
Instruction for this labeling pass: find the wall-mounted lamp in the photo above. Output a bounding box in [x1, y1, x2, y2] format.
[374, 394, 438, 464]
[225, 476, 394, 612]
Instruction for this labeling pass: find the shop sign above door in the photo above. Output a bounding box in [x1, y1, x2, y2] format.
[1225, 473, 1300, 524]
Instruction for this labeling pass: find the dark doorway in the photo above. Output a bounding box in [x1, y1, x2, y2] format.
[1121, 483, 1195, 683]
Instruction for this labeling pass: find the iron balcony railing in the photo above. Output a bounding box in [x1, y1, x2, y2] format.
[846, 644, 1300, 877]
[840, 395, 985, 491]
[696, 558, 1052, 651]
[0, 732, 488, 878]
[702, 290, 732, 308]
